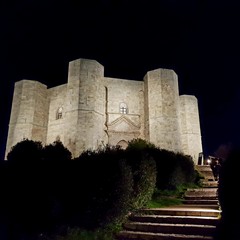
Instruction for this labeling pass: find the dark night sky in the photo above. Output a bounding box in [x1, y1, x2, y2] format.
[1, 0, 240, 160]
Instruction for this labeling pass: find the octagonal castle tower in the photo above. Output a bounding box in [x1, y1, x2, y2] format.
[5, 58, 202, 163]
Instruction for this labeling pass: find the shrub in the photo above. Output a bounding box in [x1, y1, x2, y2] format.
[2, 138, 198, 239]
[7, 138, 43, 165]
[44, 227, 116, 240]
[43, 140, 72, 163]
[126, 139, 157, 209]
[3, 139, 73, 238]
[127, 138, 156, 150]
[173, 153, 196, 185]
[153, 149, 197, 190]
[69, 146, 134, 229]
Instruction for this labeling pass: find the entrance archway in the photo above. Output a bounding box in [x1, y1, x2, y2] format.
[117, 140, 128, 149]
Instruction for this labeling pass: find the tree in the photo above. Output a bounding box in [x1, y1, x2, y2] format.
[43, 140, 72, 162]
[7, 139, 43, 165]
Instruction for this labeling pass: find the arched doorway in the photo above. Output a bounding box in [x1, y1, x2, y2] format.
[117, 140, 128, 149]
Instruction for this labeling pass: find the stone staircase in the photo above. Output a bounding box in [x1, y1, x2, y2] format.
[115, 165, 221, 240]
[195, 165, 218, 188]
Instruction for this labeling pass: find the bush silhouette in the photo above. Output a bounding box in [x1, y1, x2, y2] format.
[43, 140, 72, 163]
[70, 146, 134, 229]
[7, 139, 43, 165]
[126, 139, 157, 209]
[3, 139, 73, 239]
[1, 138, 199, 239]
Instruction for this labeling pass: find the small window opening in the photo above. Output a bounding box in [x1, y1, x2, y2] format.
[56, 107, 63, 119]
[119, 102, 128, 114]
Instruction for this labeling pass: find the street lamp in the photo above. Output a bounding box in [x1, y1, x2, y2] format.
[207, 158, 211, 165]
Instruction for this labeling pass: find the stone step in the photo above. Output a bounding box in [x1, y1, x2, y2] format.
[168, 204, 219, 210]
[200, 181, 218, 188]
[184, 189, 217, 198]
[116, 208, 220, 240]
[116, 230, 214, 240]
[182, 199, 219, 207]
[123, 222, 216, 236]
[129, 214, 219, 226]
[195, 165, 215, 182]
[184, 196, 218, 200]
[138, 208, 221, 218]
[185, 188, 218, 194]
[116, 186, 221, 240]
[195, 165, 213, 172]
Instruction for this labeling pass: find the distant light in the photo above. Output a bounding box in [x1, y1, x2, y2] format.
[207, 159, 211, 165]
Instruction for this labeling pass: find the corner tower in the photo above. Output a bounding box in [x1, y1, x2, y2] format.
[64, 58, 105, 157]
[144, 68, 181, 152]
[5, 80, 49, 159]
[179, 95, 202, 164]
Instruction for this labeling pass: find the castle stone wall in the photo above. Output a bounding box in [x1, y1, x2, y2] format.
[46, 84, 67, 145]
[5, 80, 48, 158]
[5, 58, 203, 163]
[64, 59, 105, 158]
[144, 69, 182, 152]
[104, 77, 144, 145]
[31, 81, 49, 143]
[179, 95, 202, 164]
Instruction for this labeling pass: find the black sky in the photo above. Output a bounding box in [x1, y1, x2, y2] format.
[1, 0, 240, 160]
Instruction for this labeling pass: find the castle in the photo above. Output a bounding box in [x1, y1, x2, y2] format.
[5, 58, 202, 164]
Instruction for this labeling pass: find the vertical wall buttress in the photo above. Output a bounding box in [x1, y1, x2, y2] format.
[5, 80, 48, 159]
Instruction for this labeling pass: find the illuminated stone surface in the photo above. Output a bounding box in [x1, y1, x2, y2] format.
[5, 58, 202, 162]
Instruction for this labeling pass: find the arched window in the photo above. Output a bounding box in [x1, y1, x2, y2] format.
[119, 102, 128, 114]
[56, 107, 63, 119]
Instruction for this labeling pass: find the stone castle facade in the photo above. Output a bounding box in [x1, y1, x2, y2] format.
[5, 58, 202, 164]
